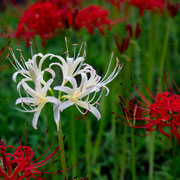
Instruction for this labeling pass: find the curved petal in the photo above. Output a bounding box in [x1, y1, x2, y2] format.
[76, 100, 101, 120]
[60, 100, 74, 112]
[12, 70, 30, 82]
[66, 76, 77, 91]
[53, 104, 61, 130]
[54, 86, 73, 94]
[38, 53, 52, 70]
[42, 79, 53, 94]
[16, 97, 36, 105]
[42, 68, 56, 79]
[32, 110, 41, 129]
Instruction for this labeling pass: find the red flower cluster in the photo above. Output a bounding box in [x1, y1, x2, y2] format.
[114, 21, 141, 53]
[130, 0, 165, 16]
[0, 138, 64, 179]
[75, 5, 113, 35]
[15, 1, 120, 46]
[167, 2, 180, 17]
[16, 2, 63, 46]
[114, 77, 180, 147]
[108, 0, 125, 9]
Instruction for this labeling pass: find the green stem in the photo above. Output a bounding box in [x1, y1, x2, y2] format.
[121, 125, 128, 180]
[86, 118, 91, 180]
[58, 115, 68, 180]
[159, 19, 171, 87]
[173, 138, 176, 180]
[131, 127, 136, 180]
[148, 133, 155, 180]
[70, 109, 76, 177]
[93, 36, 106, 164]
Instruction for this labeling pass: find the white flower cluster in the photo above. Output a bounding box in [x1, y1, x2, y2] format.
[9, 40, 122, 130]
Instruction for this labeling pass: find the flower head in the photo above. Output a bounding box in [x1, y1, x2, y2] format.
[10, 39, 122, 129]
[167, 2, 180, 17]
[54, 50, 122, 119]
[16, 77, 60, 129]
[130, 0, 165, 16]
[114, 76, 180, 147]
[0, 133, 73, 179]
[16, 2, 63, 46]
[108, 0, 125, 10]
[74, 5, 113, 35]
[8, 47, 54, 85]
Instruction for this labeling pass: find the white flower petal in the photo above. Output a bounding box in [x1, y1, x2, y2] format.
[76, 100, 101, 120]
[54, 86, 73, 94]
[53, 104, 61, 130]
[32, 110, 41, 129]
[60, 100, 74, 112]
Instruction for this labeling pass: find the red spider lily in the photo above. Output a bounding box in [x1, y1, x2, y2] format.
[108, 0, 125, 10]
[0, 132, 75, 179]
[49, 0, 80, 8]
[130, 0, 165, 16]
[114, 21, 141, 53]
[114, 76, 180, 147]
[16, 2, 63, 46]
[167, 2, 180, 17]
[74, 5, 115, 35]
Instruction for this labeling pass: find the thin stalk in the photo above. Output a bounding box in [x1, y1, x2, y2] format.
[159, 19, 171, 87]
[131, 127, 136, 180]
[120, 125, 128, 180]
[172, 138, 176, 180]
[111, 88, 118, 180]
[58, 115, 68, 180]
[131, 107, 137, 180]
[86, 117, 92, 180]
[70, 109, 77, 177]
[93, 36, 106, 164]
[148, 133, 155, 180]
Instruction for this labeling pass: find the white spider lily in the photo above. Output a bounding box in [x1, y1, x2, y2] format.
[8, 48, 55, 84]
[49, 40, 86, 86]
[80, 53, 123, 95]
[16, 77, 60, 129]
[49, 55, 85, 86]
[54, 73, 101, 120]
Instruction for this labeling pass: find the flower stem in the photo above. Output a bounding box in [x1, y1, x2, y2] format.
[86, 117, 92, 180]
[120, 125, 128, 180]
[173, 138, 177, 180]
[159, 19, 171, 87]
[58, 115, 68, 180]
[70, 109, 77, 177]
[148, 133, 155, 180]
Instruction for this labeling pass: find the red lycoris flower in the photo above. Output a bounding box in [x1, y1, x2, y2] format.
[114, 21, 141, 53]
[0, 137, 67, 179]
[167, 2, 180, 17]
[74, 5, 113, 35]
[16, 2, 63, 46]
[108, 0, 125, 9]
[130, 0, 165, 16]
[114, 76, 180, 147]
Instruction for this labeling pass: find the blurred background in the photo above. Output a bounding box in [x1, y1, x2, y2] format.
[0, 0, 180, 179]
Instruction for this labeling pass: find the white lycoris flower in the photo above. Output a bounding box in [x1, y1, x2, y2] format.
[49, 39, 86, 86]
[54, 53, 122, 119]
[82, 53, 123, 95]
[8, 47, 55, 85]
[16, 77, 60, 129]
[54, 73, 101, 119]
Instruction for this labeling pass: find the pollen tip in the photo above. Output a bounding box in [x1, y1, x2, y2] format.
[6, 53, 9, 60]
[139, 74, 142, 78]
